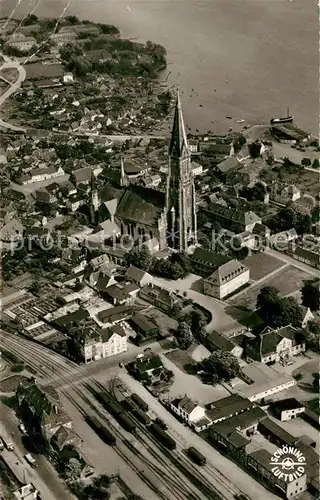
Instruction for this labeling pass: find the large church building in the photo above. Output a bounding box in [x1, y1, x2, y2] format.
[97, 94, 198, 252]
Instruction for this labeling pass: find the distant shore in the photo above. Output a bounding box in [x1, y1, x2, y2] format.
[1, 0, 317, 135]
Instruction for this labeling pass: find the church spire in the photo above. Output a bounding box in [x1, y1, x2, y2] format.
[168, 91, 189, 159]
[166, 92, 197, 252]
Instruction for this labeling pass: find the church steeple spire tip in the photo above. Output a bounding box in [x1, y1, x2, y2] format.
[169, 91, 189, 158]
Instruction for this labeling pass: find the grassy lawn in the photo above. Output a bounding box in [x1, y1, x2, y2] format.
[230, 266, 313, 309]
[244, 253, 284, 281]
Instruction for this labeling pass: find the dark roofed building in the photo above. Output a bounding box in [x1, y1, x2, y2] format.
[115, 186, 167, 247]
[271, 398, 305, 421]
[206, 394, 253, 423]
[216, 156, 242, 175]
[130, 313, 159, 345]
[204, 202, 261, 233]
[245, 325, 306, 364]
[97, 305, 136, 325]
[203, 330, 243, 358]
[189, 247, 231, 277]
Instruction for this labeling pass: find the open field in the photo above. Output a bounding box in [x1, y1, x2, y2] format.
[166, 349, 195, 373]
[25, 63, 64, 80]
[161, 353, 230, 405]
[230, 265, 313, 309]
[244, 252, 284, 281]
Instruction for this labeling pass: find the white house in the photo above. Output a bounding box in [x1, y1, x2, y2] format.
[271, 398, 305, 422]
[191, 162, 203, 176]
[101, 324, 127, 358]
[245, 325, 306, 364]
[170, 396, 211, 432]
[203, 259, 250, 299]
[63, 72, 74, 83]
[81, 324, 127, 363]
[14, 483, 38, 500]
[269, 182, 301, 205]
[125, 265, 152, 286]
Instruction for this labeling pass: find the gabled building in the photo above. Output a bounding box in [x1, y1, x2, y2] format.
[203, 259, 250, 299]
[206, 394, 253, 424]
[125, 265, 152, 286]
[203, 330, 243, 358]
[269, 182, 301, 205]
[189, 247, 231, 278]
[16, 378, 73, 440]
[204, 202, 261, 233]
[139, 284, 181, 313]
[170, 396, 211, 432]
[271, 398, 305, 422]
[245, 325, 306, 364]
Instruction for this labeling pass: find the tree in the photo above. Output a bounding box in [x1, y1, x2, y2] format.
[302, 280, 320, 311]
[257, 287, 303, 328]
[248, 141, 261, 158]
[127, 245, 152, 271]
[197, 351, 241, 384]
[190, 309, 207, 334]
[257, 286, 280, 322]
[301, 158, 311, 167]
[312, 158, 319, 169]
[272, 296, 303, 328]
[312, 373, 319, 392]
[175, 321, 194, 350]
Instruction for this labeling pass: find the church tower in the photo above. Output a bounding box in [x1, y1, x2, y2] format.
[166, 93, 197, 251]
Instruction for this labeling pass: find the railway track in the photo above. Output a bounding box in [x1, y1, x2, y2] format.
[111, 376, 242, 500]
[0, 332, 248, 500]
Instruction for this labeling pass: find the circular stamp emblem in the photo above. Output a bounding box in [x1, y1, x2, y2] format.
[270, 445, 306, 482]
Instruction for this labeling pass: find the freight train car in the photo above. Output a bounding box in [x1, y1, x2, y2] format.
[187, 446, 206, 465]
[131, 393, 149, 412]
[85, 415, 116, 446]
[133, 408, 151, 425]
[116, 412, 137, 433]
[149, 423, 176, 450]
[99, 393, 123, 415]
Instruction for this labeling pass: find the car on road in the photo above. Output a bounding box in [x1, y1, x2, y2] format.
[0, 437, 4, 451]
[119, 362, 124, 368]
[25, 453, 37, 468]
[18, 423, 27, 435]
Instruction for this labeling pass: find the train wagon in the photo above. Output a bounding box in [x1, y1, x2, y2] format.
[99, 394, 123, 415]
[85, 416, 116, 446]
[131, 393, 149, 412]
[187, 446, 206, 466]
[133, 408, 151, 425]
[116, 412, 137, 433]
[149, 423, 176, 450]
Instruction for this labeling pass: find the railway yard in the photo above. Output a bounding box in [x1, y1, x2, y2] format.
[0, 329, 279, 500]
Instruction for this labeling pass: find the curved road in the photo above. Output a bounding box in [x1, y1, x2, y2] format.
[0, 54, 27, 132]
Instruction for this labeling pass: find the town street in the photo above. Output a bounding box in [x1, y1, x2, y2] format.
[265, 247, 318, 278]
[152, 274, 243, 335]
[0, 405, 75, 500]
[0, 329, 272, 500]
[0, 54, 27, 132]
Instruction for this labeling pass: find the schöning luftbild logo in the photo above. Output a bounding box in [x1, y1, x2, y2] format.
[270, 445, 306, 482]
